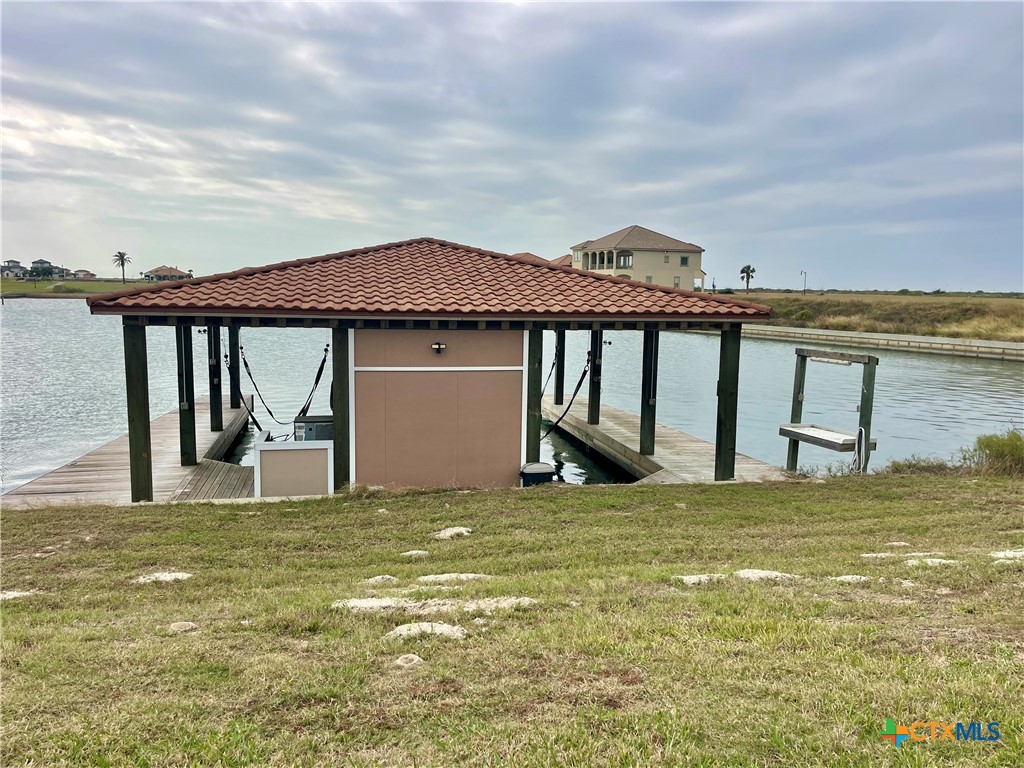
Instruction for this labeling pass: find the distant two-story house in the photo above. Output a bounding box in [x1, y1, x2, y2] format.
[562, 225, 707, 291]
[144, 266, 190, 282]
[2, 260, 27, 278]
[29, 259, 70, 279]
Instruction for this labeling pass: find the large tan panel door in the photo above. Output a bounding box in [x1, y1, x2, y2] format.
[354, 370, 523, 488]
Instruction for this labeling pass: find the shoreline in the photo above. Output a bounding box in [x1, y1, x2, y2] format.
[732, 324, 1024, 362]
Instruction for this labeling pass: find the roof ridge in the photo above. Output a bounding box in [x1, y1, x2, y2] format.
[86, 237, 447, 307]
[87, 236, 771, 317]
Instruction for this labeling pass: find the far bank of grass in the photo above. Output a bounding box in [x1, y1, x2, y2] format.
[745, 291, 1024, 342]
[0, 278, 143, 298]
[2, 475, 1022, 766]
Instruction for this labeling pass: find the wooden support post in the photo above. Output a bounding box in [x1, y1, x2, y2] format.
[175, 325, 197, 466]
[553, 329, 566, 406]
[587, 329, 603, 425]
[228, 325, 241, 409]
[714, 328, 742, 481]
[332, 327, 350, 489]
[640, 329, 659, 455]
[123, 323, 153, 502]
[207, 324, 223, 431]
[786, 353, 808, 472]
[858, 356, 879, 472]
[526, 329, 543, 463]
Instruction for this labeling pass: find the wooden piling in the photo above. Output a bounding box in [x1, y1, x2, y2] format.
[123, 322, 153, 502]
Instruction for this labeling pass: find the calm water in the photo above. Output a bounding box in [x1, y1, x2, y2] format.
[2, 299, 1022, 492]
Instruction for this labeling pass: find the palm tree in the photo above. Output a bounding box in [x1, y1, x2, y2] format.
[112, 251, 131, 283]
[740, 264, 756, 292]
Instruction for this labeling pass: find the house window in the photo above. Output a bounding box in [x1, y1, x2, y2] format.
[617, 253, 633, 268]
[645, 276, 653, 284]
[673, 276, 681, 288]
[663, 254, 669, 263]
[574, 253, 580, 262]
[680, 256, 689, 267]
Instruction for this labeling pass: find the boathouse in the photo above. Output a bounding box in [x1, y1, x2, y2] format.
[87, 238, 770, 501]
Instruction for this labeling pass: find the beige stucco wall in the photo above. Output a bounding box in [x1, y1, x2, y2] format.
[353, 329, 524, 489]
[571, 248, 704, 290]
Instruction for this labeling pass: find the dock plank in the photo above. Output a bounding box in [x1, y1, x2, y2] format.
[4, 396, 253, 507]
[543, 395, 788, 484]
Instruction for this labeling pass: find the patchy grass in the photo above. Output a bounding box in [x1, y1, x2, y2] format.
[2, 476, 1023, 766]
[751, 292, 1024, 342]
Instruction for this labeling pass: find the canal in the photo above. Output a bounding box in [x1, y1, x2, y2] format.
[2, 299, 1022, 492]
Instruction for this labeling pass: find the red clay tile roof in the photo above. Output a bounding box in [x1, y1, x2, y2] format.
[549, 254, 573, 268]
[87, 238, 770, 321]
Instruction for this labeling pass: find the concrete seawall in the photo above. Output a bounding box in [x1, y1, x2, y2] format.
[728, 325, 1023, 362]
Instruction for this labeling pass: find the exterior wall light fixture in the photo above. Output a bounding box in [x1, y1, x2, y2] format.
[431, 342, 447, 354]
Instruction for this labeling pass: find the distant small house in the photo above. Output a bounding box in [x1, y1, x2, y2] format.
[144, 266, 190, 282]
[2, 259, 27, 278]
[73, 269, 97, 280]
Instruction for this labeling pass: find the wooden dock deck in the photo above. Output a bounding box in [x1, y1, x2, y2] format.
[542, 395, 789, 484]
[3, 396, 254, 507]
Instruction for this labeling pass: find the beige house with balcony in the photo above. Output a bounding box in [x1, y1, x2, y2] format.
[565, 225, 706, 290]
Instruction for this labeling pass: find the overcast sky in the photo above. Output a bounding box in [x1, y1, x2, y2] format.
[3, 2, 1022, 291]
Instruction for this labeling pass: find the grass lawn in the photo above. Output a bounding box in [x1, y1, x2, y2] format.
[2, 476, 1022, 766]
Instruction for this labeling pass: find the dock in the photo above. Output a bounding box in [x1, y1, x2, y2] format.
[3, 396, 254, 508]
[542, 395, 788, 483]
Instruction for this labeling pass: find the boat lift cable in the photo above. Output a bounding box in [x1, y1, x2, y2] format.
[542, 352, 590, 439]
[539, 353, 558, 397]
[229, 344, 331, 433]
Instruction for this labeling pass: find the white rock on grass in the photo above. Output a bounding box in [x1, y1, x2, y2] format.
[830, 575, 871, 584]
[672, 574, 726, 586]
[416, 573, 490, 585]
[433, 527, 472, 540]
[734, 569, 799, 582]
[989, 549, 1024, 560]
[0, 590, 41, 601]
[906, 558, 959, 567]
[363, 575, 399, 585]
[135, 572, 192, 584]
[394, 654, 423, 668]
[401, 550, 429, 558]
[992, 559, 1016, 565]
[885, 542, 912, 547]
[169, 621, 198, 633]
[860, 553, 894, 560]
[384, 622, 466, 641]
[333, 597, 414, 613]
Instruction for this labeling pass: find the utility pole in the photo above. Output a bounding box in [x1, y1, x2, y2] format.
[800, 270, 807, 295]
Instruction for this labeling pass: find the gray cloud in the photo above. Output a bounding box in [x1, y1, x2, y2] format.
[2, 2, 1021, 290]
